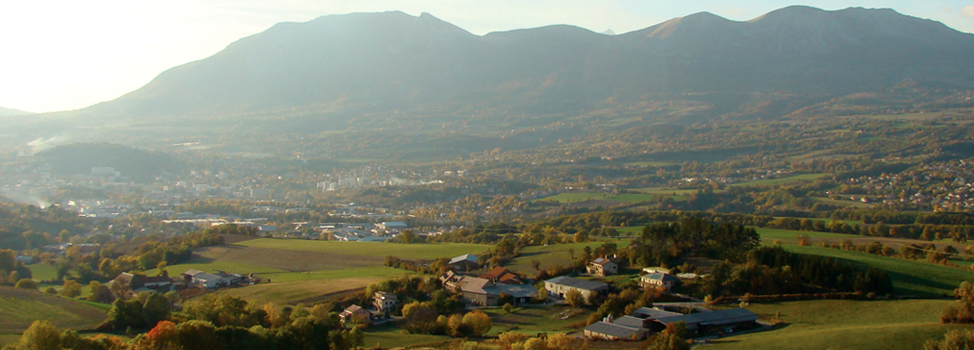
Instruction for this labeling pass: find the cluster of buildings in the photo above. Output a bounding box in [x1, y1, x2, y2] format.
[339, 291, 400, 324]
[583, 307, 760, 340]
[109, 268, 258, 298]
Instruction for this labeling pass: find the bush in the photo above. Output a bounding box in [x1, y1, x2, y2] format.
[15, 278, 37, 290]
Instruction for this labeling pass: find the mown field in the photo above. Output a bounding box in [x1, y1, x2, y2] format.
[482, 304, 588, 335]
[0, 287, 108, 334]
[234, 239, 491, 260]
[504, 240, 626, 273]
[783, 245, 970, 297]
[729, 173, 829, 187]
[362, 323, 453, 349]
[709, 299, 964, 350]
[756, 227, 972, 297]
[171, 239, 489, 305]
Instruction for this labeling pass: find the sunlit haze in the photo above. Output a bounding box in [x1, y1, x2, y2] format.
[2, 0, 974, 113]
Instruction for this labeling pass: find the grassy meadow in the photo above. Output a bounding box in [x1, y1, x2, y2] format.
[169, 239, 488, 305]
[0, 287, 107, 333]
[235, 239, 491, 260]
[756, 227, 972, 297]
[710, 299, 963, 350]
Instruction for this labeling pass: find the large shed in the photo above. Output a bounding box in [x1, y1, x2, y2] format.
[544, 276, 609, 300]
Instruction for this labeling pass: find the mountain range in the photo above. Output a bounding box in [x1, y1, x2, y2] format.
[16, 6, 974, 154]
[0, 106, 31, 117]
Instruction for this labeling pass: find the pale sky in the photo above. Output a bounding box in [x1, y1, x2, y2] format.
[2, 1, 974, 113]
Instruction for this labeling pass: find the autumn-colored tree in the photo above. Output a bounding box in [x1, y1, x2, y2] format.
[60, 279, 82, 298]
[565, 289, 585, 308]
[461, 310, 492, 336]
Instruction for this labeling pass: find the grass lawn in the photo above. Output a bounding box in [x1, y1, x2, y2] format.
[756, 227, 854, 243]
[0, 287, 107, 333]
[782, 245, 972, 297]
[505, 241, 621, 273]
[362, 323, 454, 349]
[730, 173, 829, 187]
[207, 275, 393, 306]
[537, 192, 665, 204]
[482, 305, 588, 335]
[28, 264, 57, 282]
[709, 299, 964, 350]
[616, 226, 646, 237]
[235, 239, 491, 260]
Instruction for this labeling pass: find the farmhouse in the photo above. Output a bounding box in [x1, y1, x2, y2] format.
[544, 276, 608, 300]
[339, 305, 371, 324]
[480, 266, 522, 284]
[586, 257, 618, 277]
[448, 254, 480, 271]
[113, 273, 172, 291]
[440, 271, 535, 306]
[373, 291, 398, 318]
[191, 272, 226, 289]
[640, 272, 679, 291]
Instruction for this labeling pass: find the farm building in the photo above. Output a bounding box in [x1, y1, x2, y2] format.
[480, 266, 522, 284]
[651, 308, 760, 335]
[339, 305, 371, 324]
[440, 272, 535, 306]
[640, 272, 679, 291]
[373, 291, 398, 318]
[586, 257, 618, 277]
[583, 318, 648, 340]
[448, 254, 480, 271]
[544, 276, 608, 300]
[191, 272, 226, 289]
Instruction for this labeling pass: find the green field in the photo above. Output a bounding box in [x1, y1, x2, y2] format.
[783, 245, 971, 297]
[482, 304, 588, 335]
[0, 287, 107, 334]
[363, 323, 453, 349]
[504, 241, 616, 273]
[235, 239, 491, 260]
[756, 227, 853, 242]
[536, 192, 665, 204]
[710, 299, 964, 350]
[730, 173, 829, 187]
[27, 264, 57, 282]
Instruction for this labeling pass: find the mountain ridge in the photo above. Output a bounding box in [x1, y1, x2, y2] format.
[24, 6, 974, 152]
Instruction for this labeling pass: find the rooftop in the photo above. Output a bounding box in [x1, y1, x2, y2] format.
[584, 321, 642, 339]
[546, 276, 608, 291]
[450, 254, 479, 265]
[654, 308, 759, 327]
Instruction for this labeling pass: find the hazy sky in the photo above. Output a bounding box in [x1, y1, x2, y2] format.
[2, 1, 974, 113]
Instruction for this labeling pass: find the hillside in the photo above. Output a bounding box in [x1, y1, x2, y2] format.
[0, 107, 30, 117]
[0, 287, 107, 334]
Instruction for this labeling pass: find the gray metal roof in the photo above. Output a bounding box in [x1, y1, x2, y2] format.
[612, 316, 646, 329]
[584, 322, 642, 339]
[485, 283, 537, 299]
[654, 308, 759, 327]
[450, 254, 479, 265]
[545, 276, 608, 291]
[632, 307, 683, 320]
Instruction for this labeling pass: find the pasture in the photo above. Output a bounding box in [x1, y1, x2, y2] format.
[482, 304, 588, 335]
[0, 287, 107, 333]
[504, 241, 618, 272]
[27, 264, 57, 282]
[235, 239, 491, 261]
[710, 299, 963, 350]
[729, 173, 828, 187]
[783, 245, 971, 297]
